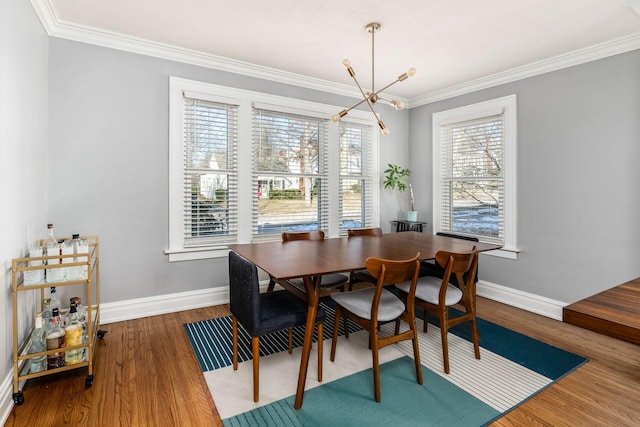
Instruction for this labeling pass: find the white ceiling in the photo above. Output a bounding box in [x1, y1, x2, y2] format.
[41, 0, 640, 102]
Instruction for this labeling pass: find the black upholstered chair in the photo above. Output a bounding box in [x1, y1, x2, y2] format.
[229, 250, 326, 402]
[420, 232, 479, 285]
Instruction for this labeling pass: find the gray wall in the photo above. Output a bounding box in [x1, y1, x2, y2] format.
[47, 38, 409, 304]
[1, 0, 49, 405]
[409, 50, 640, 303]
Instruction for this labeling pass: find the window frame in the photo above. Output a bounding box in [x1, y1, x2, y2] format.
[432, 94, 518, 259]
[167, 77, 379, 261]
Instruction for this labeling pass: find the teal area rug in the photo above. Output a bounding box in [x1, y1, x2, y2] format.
[185, 304, 587, 426]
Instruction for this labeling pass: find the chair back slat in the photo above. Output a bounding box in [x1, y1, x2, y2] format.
[347, 227, 382, 237]
[282, 230, 325, 241]
[436, 247, 479, 303]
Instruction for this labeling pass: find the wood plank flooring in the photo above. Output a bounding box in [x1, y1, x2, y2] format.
[563, 277, 640, 345]
[4, 297, 640, 427]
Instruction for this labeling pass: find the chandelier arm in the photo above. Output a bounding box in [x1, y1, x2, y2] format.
[371, 77, 403, 99]
[350, 73, 383, 122]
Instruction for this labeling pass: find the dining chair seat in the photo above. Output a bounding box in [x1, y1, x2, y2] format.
[331, 287, 406, 322]
[396, 276, 463, 307]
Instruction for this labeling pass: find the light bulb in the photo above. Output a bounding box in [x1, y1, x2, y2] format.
[392, 101, 405, 111]
[342, 59, 351, 68]
[407, 68, 417, 77]
[331, 115, 340, 123]
[382, 127, 390, 136]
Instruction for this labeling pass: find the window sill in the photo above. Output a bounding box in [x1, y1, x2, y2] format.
[482, 247, 519, 260]
[164, 246, 230, 262]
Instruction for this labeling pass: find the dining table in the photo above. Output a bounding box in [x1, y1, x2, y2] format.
[228, 231, 502, 409]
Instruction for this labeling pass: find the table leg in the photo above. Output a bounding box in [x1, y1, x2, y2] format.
[294, 275, 319, 409]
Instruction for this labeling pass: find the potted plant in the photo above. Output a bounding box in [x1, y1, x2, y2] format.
[383, 164, 417, 221]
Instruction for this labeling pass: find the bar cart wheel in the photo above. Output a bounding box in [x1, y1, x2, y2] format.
[13, 391, 24, 405]
[97, 329, 108, 339]
[85, 374, 94, 388]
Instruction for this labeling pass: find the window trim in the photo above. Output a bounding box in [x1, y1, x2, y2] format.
[432, 94, 519, 260]
[167, 76, 379, 261]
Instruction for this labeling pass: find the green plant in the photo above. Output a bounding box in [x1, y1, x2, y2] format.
[384, 164, 415, 211]
[383, 164, 411, 192]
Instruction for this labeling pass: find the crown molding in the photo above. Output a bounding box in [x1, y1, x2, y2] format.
[31, 0, 640, 109]
[408, 32, 640, 108]
[29, 0, 376, 102]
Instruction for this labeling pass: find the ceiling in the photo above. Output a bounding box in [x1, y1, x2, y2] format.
[40, 0, 640, 102]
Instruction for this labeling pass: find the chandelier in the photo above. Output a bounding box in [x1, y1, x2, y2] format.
[332, 22, 416, 135]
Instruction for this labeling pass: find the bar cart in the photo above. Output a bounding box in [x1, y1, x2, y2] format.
[11, 236, 106, 405]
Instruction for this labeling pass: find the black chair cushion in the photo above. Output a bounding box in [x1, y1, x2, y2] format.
[257, 290, 326, 336]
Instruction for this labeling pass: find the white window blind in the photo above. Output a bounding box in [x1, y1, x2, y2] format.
[339, 122, 374, 234]
[439, 113, 504, 242]
[251, 107, 329, 239]
[182, 96, 238, 246]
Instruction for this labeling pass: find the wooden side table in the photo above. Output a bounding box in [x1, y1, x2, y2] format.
[392, 220, 427, 232]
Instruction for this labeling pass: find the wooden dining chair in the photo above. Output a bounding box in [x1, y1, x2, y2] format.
[266, 230, 349, 295]
[229, 250, 326, 402]
[420, 232, 479, 285]
[347, 227, 383, 291]
[330, 253, 423, 402]
[396, 247, 479, 374]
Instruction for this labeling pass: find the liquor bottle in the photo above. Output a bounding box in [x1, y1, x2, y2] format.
[29, 313, 48, 374]
[43, 224, 60, 282]
[68, 234, 82, 280]
[64, 303, 84, 365]
[60, 238, 74, 281]
[41, 298, 52, 330]
[49, 287, 60, 313]
[46, 308, 65, 369]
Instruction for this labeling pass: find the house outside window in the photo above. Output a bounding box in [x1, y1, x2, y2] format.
[168, 77, 379, 260]
[432, 95, 518, 259]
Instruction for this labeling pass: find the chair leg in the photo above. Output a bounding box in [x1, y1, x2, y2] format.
[330, 307, 341, 362]
[470, 316, 481, 360]
[252, 336, 260, 402]
[288, 328, 293, 354]
[343, 314, 349, 339]
[232, 316, 239, 370]
[371, 332, 381, 402]
[410, 319, 423, 385]
[439, 310, 451, 374]
[317, 323, 323, 382]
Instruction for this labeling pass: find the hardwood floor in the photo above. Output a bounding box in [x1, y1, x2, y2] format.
[5, 297, 640, 426]
[563, 277, 640, 345]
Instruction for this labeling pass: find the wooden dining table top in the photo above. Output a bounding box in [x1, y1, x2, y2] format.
[228, 231, 502, 279]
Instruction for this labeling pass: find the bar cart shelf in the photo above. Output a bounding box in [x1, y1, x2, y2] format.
[11, 236, 106, 405]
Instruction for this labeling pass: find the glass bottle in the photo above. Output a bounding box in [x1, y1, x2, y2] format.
[41, 298, 52, 330]
[68, 234, 82, 280]
[49, 287, 60, 313]
[64, 303, 84, 365]
[29, 313, 48, 374]
[43, 224, 60, 282]
[46, 308, 65, 369]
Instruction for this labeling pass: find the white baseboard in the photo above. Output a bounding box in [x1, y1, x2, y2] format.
[0, 372, 17, 427]
[477, 280, 567, 321]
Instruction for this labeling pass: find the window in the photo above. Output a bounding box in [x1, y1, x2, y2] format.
[339, 122, 373, 234]
[433, 95, 518, 259]
[252, 108, 329, 238]
[168, 77, 378, 260]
